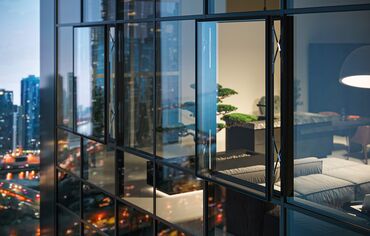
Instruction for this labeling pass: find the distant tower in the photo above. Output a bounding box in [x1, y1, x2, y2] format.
[0, 89, 15, 155]
[21, 75, 40, 150]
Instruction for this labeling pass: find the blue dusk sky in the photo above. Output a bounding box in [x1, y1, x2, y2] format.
[0, 0, 39, 105]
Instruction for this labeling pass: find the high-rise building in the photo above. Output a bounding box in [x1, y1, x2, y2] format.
[0, 89, 14, 155]
[21, 75, 40, 150]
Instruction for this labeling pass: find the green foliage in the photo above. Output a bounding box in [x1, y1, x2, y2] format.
[218, 84, 238, 103]
[222, 113, 258, 127]
[217, 104, 238, 115]
[217, 123, 226, 130]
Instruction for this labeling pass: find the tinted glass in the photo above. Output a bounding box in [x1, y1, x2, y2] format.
[157, 0, 202, 17]
[58, 170, 80, 214]
[83, 0, 115, 22]
[156, 21, 196, 169]
[83, 184, 115, 235]
[83, 139, 115, 194]
[197, 21, 267, 190]
[58, 0, 81, 24]
[118, 202, 154, 235]
[57, 129, 81, 175]
[57, 27, 74, 128]
[288, 0, 370, 8]
[108, 27, 116, 142]
[157, 222, 189, 235]
[208, 182, 280, 235]
[118, 152, 154, 213]
[124, 23, 154, 154]
[118, 0, 154, 20]
[75, 26, 105, 140]
[155, 164, 203, 235]
[209, 0, 279, 13]
[58, 206, 81, 236]
[292, 11, 370, 229]
[287, 210, 363, 236]
[83, 224, 103, 236]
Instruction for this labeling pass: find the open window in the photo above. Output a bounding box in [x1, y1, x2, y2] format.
[197, 19, 281, 197]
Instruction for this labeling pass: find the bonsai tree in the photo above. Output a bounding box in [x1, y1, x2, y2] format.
[217, 84, 258, 131]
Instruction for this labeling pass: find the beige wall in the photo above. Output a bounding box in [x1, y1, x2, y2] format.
[216, 21, 281, 151]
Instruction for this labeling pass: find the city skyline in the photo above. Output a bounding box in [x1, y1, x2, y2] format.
[0, 0, 39, 106]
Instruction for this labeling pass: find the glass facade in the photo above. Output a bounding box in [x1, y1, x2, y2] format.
[42, 1, 370, 235]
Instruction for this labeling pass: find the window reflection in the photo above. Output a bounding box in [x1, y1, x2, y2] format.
[156, 21, 196, 169]
[124, 23, 154, 154]
[58, 170, 80, 214]
[83, 0, 115, 22]
[157, 222, 189, 236]
[83, 139, 115, 194]
[108, 27, 116, 142]
[198, 21, 268, 189]
[288, 0, 370, 9]
[83, 224, 103, 236]
[57, 27, 74, 128]
[208, 182, 279, 235]
[75, 27, 105, 140]
[287, 210, 363, 236]
[118, 0, 154, 20]
[155, 164, 203, 235]
[209, 0, 279, 13]
[292, 11, 370, 229]
[58, 206, 80, 236]
[58, 0, 81, 24]
[83, 184, 115, 235]
[118, 202, 154, 235]
[57, 129, 81, 175]
[157, 0, 202, 17]
[118, 152, 154, 213]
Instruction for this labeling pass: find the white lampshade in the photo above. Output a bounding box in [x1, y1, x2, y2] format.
[339, 45, 370, 89]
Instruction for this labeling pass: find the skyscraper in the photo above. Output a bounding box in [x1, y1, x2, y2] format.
[21, 75, 40, 150]
[0, 89, 14, 155]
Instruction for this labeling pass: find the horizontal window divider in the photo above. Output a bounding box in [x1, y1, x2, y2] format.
[56, 125, 106, 144]
[197, 172, 266, 202]
[124, 147, 154, 161]
[57, 203, 109, 236]
[154, 158, 196, 176]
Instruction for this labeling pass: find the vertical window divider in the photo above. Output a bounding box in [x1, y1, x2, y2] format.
[153, 10, 158, 236]
[79, 136, 84, 235]
[266, 16, 274, 201]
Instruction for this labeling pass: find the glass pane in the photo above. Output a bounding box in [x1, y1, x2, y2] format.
[273, 20, 281, 192]
[157, 0, 202, 17]
[292, 11, 370, 229]
[83, 139, 115, 194]
[83, 184, 115, 235]
[75, 26, 105, 140]
[118, 152, 154, 213]
[288, 0, 370, 9]
[157, 222, 190, 236]
[108, 27, 116, 142]
[118, 0, 154, 20]
[208, 182, 280, 235]
[58, 170, 81, 214]
[124, 23, 154, 154]
[155, 164, 203, 235]
[118, 202, 154, 235]
[156, 20, 196, 169]
[58, 0, 81, 24]
[57, 129, 81, 175]
[287, 210, 363, 236]
[83, 224, 103, 236]
[209, 0, 279, 14]
[83, 0, 115, 22]
[197, 21, 266, 189]
[57, 27, 74, 128]
[58, 206, 81, 236]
